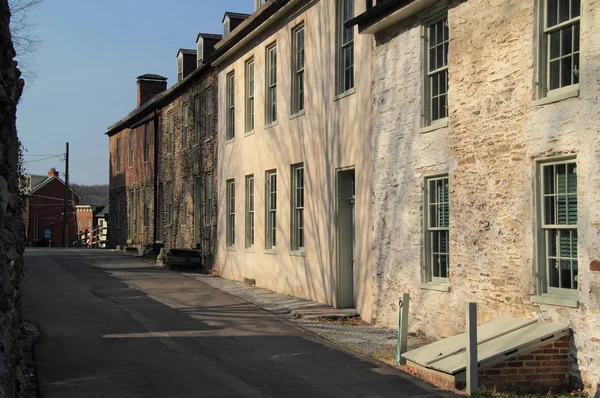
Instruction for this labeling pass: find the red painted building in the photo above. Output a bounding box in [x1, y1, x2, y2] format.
[23, 168, 81, 247]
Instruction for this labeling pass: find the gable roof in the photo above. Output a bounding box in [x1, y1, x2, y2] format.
[197, 33, 223, 42]
[222, 12, 251, 23]
[25, 174, 83, 200]
[95, 203, 110, 218]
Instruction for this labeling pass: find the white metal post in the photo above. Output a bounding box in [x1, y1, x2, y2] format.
[466, 302, 478, 395]
[396, 293, 410, 364]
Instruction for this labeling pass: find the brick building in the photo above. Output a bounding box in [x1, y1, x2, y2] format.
[107, 33, 223, 268]
[349, 0, 600, 391]
[23, 168, 81, 247]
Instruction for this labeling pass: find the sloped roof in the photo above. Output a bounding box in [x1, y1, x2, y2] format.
[223, 11, 251, 22]
[25, 174, 83, 200]
[197, 33, 223, 42]
[95, 203, 109, 218]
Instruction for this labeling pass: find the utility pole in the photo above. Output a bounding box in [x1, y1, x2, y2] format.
[63, 142, 69, 247]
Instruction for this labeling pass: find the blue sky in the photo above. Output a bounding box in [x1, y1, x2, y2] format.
[17, 0, 253, 185]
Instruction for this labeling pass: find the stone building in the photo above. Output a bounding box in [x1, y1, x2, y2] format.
[349, 0, 600, 390]
[214, 0, 375, 319]
[107, 32, 222, 266]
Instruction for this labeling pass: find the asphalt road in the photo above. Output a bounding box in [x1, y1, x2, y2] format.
[23, 248, 453, 398]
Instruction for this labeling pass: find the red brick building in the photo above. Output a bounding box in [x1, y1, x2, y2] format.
[23, 168, 81, 247]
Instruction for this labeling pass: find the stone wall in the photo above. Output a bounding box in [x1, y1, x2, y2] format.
[0, 1, 26, 396]
[370, 0, 600, 391]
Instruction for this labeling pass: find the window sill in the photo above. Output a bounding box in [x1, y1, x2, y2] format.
[225, 138, 235, 145]
[144, 160, 149, 164]
[289, 250, 306, 257]
[226, 246, 236, 252]
[420, 282, 450, 292]
[420, 118, 448, 134]
[532, 86, 579, 106]
[334, 87, 356, 102]
[204, 137, 213, 143]
[265, 121, 278, 130]
[244, 130, 255, 137]
[245, 247, 255, 253]
[264, 249, 278, 255]
[530, 294, 578, 308]
[289, 110, 305, 120]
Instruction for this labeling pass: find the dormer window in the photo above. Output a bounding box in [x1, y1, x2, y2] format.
[254, 0, 266, 10]
[197, 40, 204, 67]
[177, 56, 183, 81]
[223, 20, 230, 37]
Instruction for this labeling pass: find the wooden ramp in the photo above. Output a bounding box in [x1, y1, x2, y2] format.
[402, 317, 569, 383]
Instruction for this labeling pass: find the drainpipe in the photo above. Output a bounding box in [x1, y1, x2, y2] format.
[153, 109, 159, 244]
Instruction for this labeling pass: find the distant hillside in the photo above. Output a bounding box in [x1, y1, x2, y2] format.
[71, 184, 109, 206]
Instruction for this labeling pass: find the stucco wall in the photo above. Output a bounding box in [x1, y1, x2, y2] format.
[370, 0, 599, 389]
[217, 0, 373, 319]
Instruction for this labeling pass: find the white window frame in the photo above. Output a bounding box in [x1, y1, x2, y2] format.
[291, 164, 304, 253]
[245, 57, 255, 133]
[183, 102, 189, 149]
[206, 87, 213, 139]
[205, 172, 213, 226]
[226, 71, 235, 140]
[535, 0, 580, 101]
[291, 23, 305, 115]
[336, 0, 354, 95]
[265, 43, 277, 125]
[245, 175, 254, 248]
[423, 175, 450, 289]
[197, 39, 204, 67]
[223, 20, 230, 37]
[177, 56, 183, 81]
[533, 157, 579, 306]
[423, 13, 449, 128]
[265, 170, 277, 251]
[167, 111, 174, 154]
[226, 179, 235, 248]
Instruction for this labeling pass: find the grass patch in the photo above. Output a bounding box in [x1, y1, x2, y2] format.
[473, 387, 588, 398]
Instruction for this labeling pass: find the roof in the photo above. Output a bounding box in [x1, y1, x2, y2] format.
[137, 74, 167, 81]
[222, 12, 251, 22]
[24, 174, 83, 200]
[177, 48, 196, 56]
[402, 317, 570, 375]
[29, 174, 49, 191]
[196, 33, 223, 42]
[96, 204, 109, 217]
[347, 0, 437, 34]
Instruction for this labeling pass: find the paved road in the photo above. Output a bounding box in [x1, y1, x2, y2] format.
[23, 248, 452, 397]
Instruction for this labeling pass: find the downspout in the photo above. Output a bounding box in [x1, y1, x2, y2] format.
[153, 109, 159, 244]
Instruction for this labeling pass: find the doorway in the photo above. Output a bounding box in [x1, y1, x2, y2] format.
[337, 168, 355, 308]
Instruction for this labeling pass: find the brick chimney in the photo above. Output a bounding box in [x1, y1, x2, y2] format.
[48, 168, 59, 177]
[137, 74, 167, 107]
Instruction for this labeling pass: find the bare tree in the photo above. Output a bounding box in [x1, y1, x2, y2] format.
[8, 0, 42, 80]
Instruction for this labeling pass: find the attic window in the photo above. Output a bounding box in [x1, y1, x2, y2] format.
[177, 56, 183, 81]
[223, 20, 230, 36]
[197, 40, 204, 66]
[255, 0, 266, 10]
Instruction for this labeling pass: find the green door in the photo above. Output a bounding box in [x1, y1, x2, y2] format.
[337, 169, 355, 308]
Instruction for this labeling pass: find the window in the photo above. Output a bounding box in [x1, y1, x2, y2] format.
[116, 138, 121, 172]
[245, 58, 255, 132]
[245, 175, 254, 248]
[206, 87, 213, 139]
[197, 39, 204, 67]
[424, 14, 449, 126]
[266, 170, 277, 250]
[143, 122, 150, 163]
[255, 0, 266, 10]
[182, 179, 188, 226]
[183, 102, 189, 149]
[143, 187, 150, 227]
[292, 23, 305, 114]
[226, 72, 235, 140]
[537, 159, 578, 297]
[291, 164, 304, 252]
[116, 195, 121, 229]
[424, 176, 449, 284]
[223, 20, 230, 37]
[194, 95, 201, 144]
[129, 190, 134, 239]
[177, 57, 183, 81]
[337, 0, 354, 94]
[226, 179, 235, 247]
[167, 182, 173, 225]
[205, 172, 213, 225]
[537, 0, 580, 98]
[129, 130, 134, 167]
[135, 189, 140, 237]
[167, 111, 174, 154]
[266, 43, 277, 124]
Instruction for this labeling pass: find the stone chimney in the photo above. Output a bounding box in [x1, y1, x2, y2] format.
[48, 168, 59, 177]
[137, 74, 167, 107]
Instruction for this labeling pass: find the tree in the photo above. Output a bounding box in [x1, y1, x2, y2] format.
[8, 0, 41, 80]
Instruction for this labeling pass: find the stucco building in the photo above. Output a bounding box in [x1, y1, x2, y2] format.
[214, 0, 374, 318]
[349, 0, 599, 390]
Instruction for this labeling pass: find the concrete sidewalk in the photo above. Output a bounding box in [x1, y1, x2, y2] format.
[180, 272, 428, 363]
